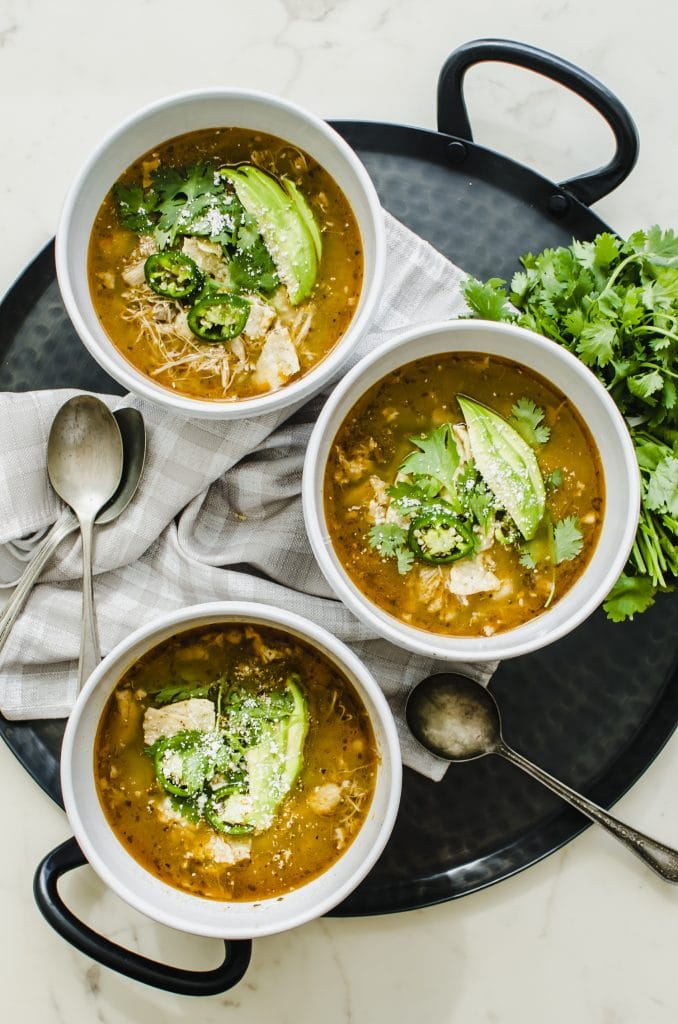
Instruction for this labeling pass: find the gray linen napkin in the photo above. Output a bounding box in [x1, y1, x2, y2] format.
[0, 212, 497, 780]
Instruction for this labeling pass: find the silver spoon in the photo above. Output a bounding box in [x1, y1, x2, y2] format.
[46, 396, 124, 690]
[0, 408, 146, 659]
[406, 673, 678, 883]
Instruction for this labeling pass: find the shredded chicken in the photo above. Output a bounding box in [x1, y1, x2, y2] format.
[181, 237, 230, 280]
[333, 438, 379, 485]
[244, 625, 291, 663]
[452, 422, 473, 463]
[243, 297, 276, 340]
[117, 241, 315, 398]
[368, 475, 408, 527]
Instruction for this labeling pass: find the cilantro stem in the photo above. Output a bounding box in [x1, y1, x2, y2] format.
[635, 326, 678, 348]
[596, 252, 639, 297]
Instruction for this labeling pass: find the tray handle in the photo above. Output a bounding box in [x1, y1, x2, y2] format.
[437, 38, 639, 206]
[33, 837, 252, 997]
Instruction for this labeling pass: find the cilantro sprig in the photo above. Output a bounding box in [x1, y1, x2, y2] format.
[367, 523, 414, 575]
[510, 398, 551, 446]
[399, 423, 460, 493]
[462, 226, 678, 620]
[553, 516, 584, 564]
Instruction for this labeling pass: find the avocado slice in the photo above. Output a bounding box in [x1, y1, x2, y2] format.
[221, 165, 320, 305]
[211, 676, 309, 833]
[457, 395, 546, 540]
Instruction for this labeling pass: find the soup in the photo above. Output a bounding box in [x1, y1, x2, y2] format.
[324, 352, 604, 637]
[94, 623, 378, 901]
[88, 128, 363, 402]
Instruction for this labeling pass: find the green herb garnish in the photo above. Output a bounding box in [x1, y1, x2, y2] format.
[399, 423, 460, 494]
[510, 398, 551, 446]
[553, 516, 584, 564]
[367, 522, 415, 574]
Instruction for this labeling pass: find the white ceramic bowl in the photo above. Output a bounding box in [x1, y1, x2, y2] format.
[302, 318, 641, 662]
[56, 90, 385, 419]
[60, 602, 401, 939]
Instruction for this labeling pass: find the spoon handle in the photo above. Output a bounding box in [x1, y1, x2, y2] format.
[78, 514, 100, 690]
[0, 513, 79, 657]
[498, 742, 678, 882]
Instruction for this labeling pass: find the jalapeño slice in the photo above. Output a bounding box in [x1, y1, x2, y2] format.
[408, 508, 476, 564]
[187, 293, 251, 343]
[144, 252, 203, 299]
[153, 730, 213, 798]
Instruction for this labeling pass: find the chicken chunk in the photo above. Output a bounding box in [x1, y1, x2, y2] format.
[251, 326, 300, 390]
[121, 259, 147, 288]
[243, 297, 276, 340]
[308, 783, 343, 816]
[143, 697, 216, 746]
[205, 835, 252, 865]
[446, 559, 501, 597]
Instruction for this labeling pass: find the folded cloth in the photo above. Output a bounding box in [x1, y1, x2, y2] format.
[0, 211, 497, 780]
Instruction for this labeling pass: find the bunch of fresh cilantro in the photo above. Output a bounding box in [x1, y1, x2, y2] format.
[462, 226, 678, 621]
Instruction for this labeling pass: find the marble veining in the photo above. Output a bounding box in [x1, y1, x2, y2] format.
[4, 0, 678, 1021]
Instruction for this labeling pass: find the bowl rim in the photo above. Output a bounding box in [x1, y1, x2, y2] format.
[60, 601, 402, 938]
[55, 87, 386, 419]
[301, 317, 641, 662]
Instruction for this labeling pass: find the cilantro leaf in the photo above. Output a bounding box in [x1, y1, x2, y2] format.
[367, 523, 413, 575]
[627, 370, 664, 402]
[553, 516, 584, 564]
[368, 522, 407, 555]
[151, 163, 231, 249]
[387, 479, 437, 518]
[462, 277, 515, 321]
[396, 547, 416, 574]
[519, 550, 536, 570]
[593, 233, 621, 266]
[545, 468, 563, 489]
[646, 456, 678, 516]
[399, 424, 460, 493]
[454, 461, 496, 530]
[509, 397, 551, 446]
[229, 232, 279, 293]
[153, 683, 212, 705]
[628, 225, 678, 266]
[603, 573, 656, 622]
[112, 182, 157, 235]
[576, 320, 617, 367]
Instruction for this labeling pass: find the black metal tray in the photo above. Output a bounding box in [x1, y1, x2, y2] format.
[3, 40, 678, 926]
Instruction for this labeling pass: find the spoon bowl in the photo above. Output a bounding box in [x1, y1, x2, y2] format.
[46, 395, 124, 689]
[96, 407, 147, 525]
[406, 674, 501, 761]
[407, 672, 678, 883]
[0, 407, 146, 661]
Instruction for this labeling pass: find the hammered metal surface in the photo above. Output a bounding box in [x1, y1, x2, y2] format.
[1, 122, 677, 917]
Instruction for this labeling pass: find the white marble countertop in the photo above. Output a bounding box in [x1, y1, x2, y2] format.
[3, 1, 678, 1021]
